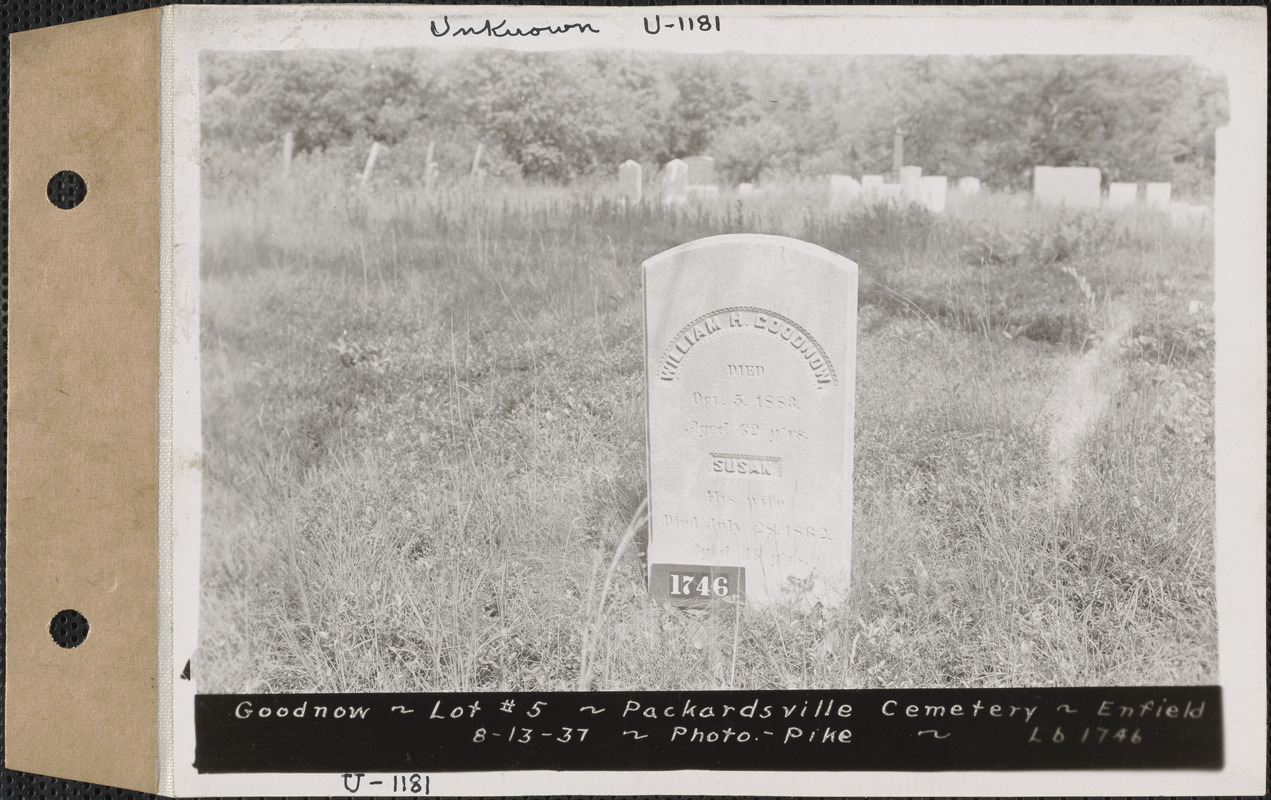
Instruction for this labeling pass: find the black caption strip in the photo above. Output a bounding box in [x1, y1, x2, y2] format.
[195, 686, 1221, 773]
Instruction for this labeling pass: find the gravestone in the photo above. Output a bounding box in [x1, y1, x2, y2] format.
[829, 175, 861, 208]
[861, 175, 885, 192]
[1032, 166, 1101, 209]
[644, 234, 858, 608]
[662, 159, 689, 205]
[1145, 182, 1172, 211]
[684, 156, 716, 186]
[619, 160, 643, 204]
[919, 175, 947, 213]
[898, 166, 923, 205]
[956, 176, 981, 196]
[738, 182, 755, 198]
[1107, 182, 1137, 209]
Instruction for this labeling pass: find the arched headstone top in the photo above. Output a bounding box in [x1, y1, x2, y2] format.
[643, 234, 858, 608]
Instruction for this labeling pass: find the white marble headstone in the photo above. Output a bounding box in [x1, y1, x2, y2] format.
[662, 159, 689, 205]
[1107, 182, 1137, 209]
[919, 175, 947, 213]
[619, 160, 643, 204]
[1033, 166, 1101, 209]
[1145, 182, 1172, 211]
[956, 176, 981, 196]
[898, 165, 923, 205]
[644, 234, 858, 607]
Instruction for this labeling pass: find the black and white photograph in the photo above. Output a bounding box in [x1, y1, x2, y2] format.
[196, 35, 1226, 695]
[159, 5, 1265, 795]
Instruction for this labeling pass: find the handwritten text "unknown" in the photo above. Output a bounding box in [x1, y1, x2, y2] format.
[431, 17, 600, 38]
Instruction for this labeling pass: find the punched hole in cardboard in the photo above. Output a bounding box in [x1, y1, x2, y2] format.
[46, 170, 87, 209]
[49, 609, 89, 648]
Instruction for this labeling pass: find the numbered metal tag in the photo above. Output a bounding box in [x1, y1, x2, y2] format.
[649, 564, 745, 608]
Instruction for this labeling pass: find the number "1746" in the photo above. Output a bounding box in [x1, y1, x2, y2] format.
[671, 573, 730, 597]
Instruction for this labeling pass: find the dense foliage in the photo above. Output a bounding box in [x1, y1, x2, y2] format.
[202, 50, 1227, 192]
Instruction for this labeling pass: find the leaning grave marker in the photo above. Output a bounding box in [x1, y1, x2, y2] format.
[644, 234, 858, 608]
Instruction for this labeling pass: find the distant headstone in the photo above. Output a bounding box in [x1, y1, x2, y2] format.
[738, 182, 755, 198]
[424, 161, 439, 191]
[1107, 182, 1137, 209]
[619, 160, 643, 204]
[1145, 182, 1172, 211]
[470, 143, 485, 178]
[1033, 166, 1101, 209]
[829, 175, 861, 208]
[918, 175, 948, 213]
[898, 166, 923, 205]
[644, 234, 858, 608]
[861, 175, 885, 191]
[662, 159, 689, 205]
[684, 156, 716, 186]
[956, 177, 981, 196]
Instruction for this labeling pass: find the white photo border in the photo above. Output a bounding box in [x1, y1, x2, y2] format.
[167, 5, 1267, 796]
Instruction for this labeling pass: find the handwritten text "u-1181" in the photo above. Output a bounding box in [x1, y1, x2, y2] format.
[644, 15, 722, 35]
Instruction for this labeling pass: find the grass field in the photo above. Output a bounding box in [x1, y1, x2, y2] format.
[195, 159, 1216, 692]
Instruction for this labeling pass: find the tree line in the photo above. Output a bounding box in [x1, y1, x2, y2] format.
[202, 49, 1227, 192]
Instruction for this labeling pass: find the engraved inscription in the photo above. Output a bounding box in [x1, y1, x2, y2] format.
[706, 490, 787, 509]
[696, 393, 800, 410]
[644, 235, 858, 607]
[657, 307, 836, 389]
[679, 420, 807, 442]
[708, 452, 781, 479]
[684, 420, 729, 438]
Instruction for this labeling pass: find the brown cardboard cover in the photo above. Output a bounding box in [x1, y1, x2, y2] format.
[6, 9, 161, 793]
